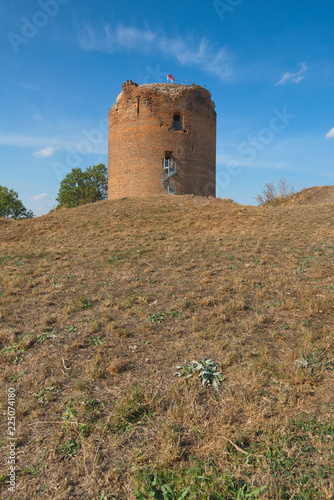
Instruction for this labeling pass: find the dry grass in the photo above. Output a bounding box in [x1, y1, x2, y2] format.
[0, 192, 333, 499]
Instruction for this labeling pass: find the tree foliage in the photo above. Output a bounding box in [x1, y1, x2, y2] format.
[56, 164, 107, 208]
[255, 178, 295, 206]
[0, 186, 34, 219]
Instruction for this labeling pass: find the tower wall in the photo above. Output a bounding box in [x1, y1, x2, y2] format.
[108, 81, 216, 199]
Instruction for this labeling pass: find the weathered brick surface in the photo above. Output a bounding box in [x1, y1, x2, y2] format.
[108, 81, 216, 199]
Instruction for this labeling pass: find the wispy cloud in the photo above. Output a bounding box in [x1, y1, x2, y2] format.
[79, 23, 156, 52]
[33, 147, 57, 158]
[160, 37, 233, 81]
[275, 62, 308, 85]
[78, 23, 234, 81]
[325, 128, 334, 138]
[29, 193, 50, 201]
[14, 82, 41, 92]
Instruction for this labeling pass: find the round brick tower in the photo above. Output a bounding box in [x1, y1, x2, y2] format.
[108, 80, 216, 199]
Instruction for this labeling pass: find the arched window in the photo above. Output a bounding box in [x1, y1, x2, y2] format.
[172, 113, 183, 131]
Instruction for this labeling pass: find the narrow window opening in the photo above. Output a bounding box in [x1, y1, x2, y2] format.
[172, 113, 183, 131]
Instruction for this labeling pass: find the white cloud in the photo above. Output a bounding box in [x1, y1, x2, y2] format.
[275, 62, 308, 85]
[110, 24, 156, 50]
[29, 193, 50, 201]
[160, 37, 233, 81]
[79, 23, 156, 52]
[78, 24, 234, 81]
[33, 147, 57, 158]
[325, 128, 334, 138]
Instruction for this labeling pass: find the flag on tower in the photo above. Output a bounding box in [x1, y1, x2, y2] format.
[167, 74, 175, 83]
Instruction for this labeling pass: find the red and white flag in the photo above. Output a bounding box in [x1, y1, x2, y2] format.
[167, 74, 175, 83]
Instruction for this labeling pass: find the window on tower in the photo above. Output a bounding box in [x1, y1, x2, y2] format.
[172, 113, 183, 131]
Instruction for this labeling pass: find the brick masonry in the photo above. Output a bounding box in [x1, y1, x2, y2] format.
[108, 81, 216, 199]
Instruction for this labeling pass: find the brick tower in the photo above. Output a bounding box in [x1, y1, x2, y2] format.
[108, 80, 216, 199]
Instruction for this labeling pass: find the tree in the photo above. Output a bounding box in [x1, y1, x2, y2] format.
[56, 164, 108, 208]
[255, 178, 295, 206]
[0, 186, 34, 219]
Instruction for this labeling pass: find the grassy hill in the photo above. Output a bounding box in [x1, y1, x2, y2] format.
[0, 193, 333, 499]
[284, 185, 334, 206]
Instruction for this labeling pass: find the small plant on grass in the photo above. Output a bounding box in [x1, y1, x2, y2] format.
[13, 356, 24, 364]
[295, 353, 334, 371]
[98, 279, 114, 287]
[58, 439, 81, 458]
[34, 331, 57, 344]
[62, 402, 79, 431]
[233, 484, 267, 499]
[174, 358, 224, 389]
[20, 466, 40, 478]
[78, 296, 92, 309]
[33, 386, 60, 403]
[148, 312, 167, 324]
[148, 311, 182, 324]
[2, 343, 26, 354]
[62, 403, 77, 421]
[89, 336, 104, 348]
[135, 473, 190, 500]
[7, 371, 25, 383]
[65, 325, 77, 333]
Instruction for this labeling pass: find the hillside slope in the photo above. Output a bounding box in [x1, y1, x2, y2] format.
[0, 195, 333, 499]
[283, 185, 334, 205]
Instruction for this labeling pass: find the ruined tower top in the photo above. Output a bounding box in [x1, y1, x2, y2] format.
[108, 81, 216, 199]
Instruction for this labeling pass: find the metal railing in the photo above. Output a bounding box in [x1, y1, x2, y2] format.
[163, 159, 176, 177]
[162, 159, 176, 194]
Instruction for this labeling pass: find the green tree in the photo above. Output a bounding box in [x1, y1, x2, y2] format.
[0, 186, 34, 219]
[56, 164, 107, 208]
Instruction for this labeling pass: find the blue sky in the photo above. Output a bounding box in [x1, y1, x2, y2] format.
[1, 0, 334, 215]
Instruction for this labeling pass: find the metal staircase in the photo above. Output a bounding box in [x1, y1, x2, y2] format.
[162, 159, 176, 194]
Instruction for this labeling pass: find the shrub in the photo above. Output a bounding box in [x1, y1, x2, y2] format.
[255, 178, 295, 206]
